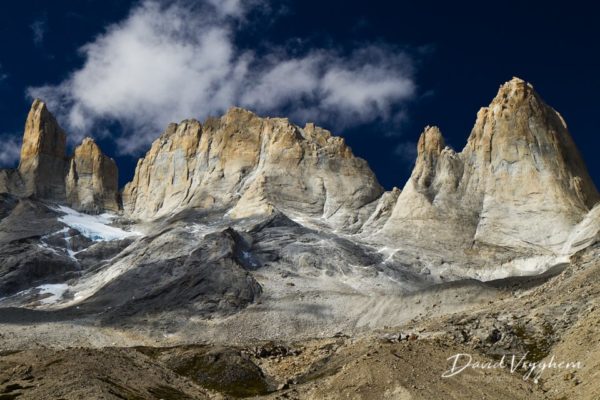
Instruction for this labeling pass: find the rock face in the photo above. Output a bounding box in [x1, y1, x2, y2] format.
[0, 170, 20, 194]
[66, 138, 119, 213]
[0, 100, 119, 213]
[18, 99, 68, 201]
[380, 78, 599, 261]
[123, 108, 383, 230]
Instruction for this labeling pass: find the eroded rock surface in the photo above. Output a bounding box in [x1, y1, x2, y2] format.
[0, 100, 119, 213]
[377, 78, 599, 269]
[122, 109, 384, 231]
[66, 137, 119, 213]
[18, 99, 68, 201]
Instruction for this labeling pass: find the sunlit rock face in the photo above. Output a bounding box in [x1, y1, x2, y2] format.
[379, 78, 599, 264]
[0, 100, 119, 213]
[66, 137, 119, 213]
[122, 108, 384, 231]
[18, 99, 68, 201]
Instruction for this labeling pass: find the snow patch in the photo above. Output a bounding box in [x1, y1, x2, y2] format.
[37, 284, 69, 304]
[55, 206, 141, 242]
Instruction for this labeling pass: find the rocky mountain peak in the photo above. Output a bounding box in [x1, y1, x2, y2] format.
[0, 100, 119, 213]
[417, 126, 445, 155]
[412, 126, 446, 190]
[19, 99, 66, 159]
[497, 76, 533, 98]
[464, 77, 598, 209]
[380, 78, 599, 266]
[66, 137, 119, 213]
[18, 99, 68, 200]
[123, 109, 383, 229]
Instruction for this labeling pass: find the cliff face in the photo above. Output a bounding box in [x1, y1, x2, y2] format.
[380, 78, 599, 258]
[66, 138, 120, 213]
[122, 108, 384, 230]
[18, 99, 68, 201]
[0, 100, 119, 213]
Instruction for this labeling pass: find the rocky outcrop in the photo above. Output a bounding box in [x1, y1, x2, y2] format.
[123, 108, 384, 230]
[18, 99, 68, 201]
[0, 170, 20, 194]
[380, 78, 599, 261]
[2, 79, 598, 281]
[66, 138, 119, 213]
[360, 187, 401, 232]
[122, 120, 203, 218]
[0, 100, 119, 213]
[562, 203, 600, 255]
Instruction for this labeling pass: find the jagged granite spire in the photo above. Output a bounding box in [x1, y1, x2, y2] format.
[0, 99, 119, 213]
[66, 137, 120, 213]
[380, 77, 599, 262]
[18, 99, 68, 201]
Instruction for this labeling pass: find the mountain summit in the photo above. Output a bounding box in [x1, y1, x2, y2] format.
[1, 99, 119, 213]
[376, 78, 599, 272]
[122, 107, 384, 230]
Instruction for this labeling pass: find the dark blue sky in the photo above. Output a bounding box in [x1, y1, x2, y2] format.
[0, 1, 599, 190]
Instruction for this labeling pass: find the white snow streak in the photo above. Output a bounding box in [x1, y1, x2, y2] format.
[55, 206, 141, 241]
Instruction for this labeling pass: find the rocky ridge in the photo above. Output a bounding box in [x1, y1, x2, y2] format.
[122, 108, 384, 231]
[370, 78, 599, 273]
[2, 99, 119, 213]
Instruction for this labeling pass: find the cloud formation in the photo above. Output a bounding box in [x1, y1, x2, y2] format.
[0, 134, 21, 168]
[29, 0, 416, 155]
[31, 17, 47, 46]
[394, 141, 418, 167]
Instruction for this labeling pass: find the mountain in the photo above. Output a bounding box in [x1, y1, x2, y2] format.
[1, 78, 600, 399]
[383, 78, 597, 249]
[122, 108, 383, 230]
[369, 78, 599, 278]
[18, 99, 68, 201]
[1, 99, 119, 212]
[66, 137, 120, 213]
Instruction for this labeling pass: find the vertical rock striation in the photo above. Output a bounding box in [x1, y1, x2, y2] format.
[0, 100, 119, 213]
[18, 99, 68, 201]
[66, 138, 120, 213]
[380, 77, 599, 261]
[123, 108, 384, 230]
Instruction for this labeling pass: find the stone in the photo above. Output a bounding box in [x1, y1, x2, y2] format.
[123, 108, 384, 231]
[66, 137, 119, 213]
[0, 100, 120, 213]
[18, 99, 68, 201]
[378, 78, 600, 267]
[0, 169, 20, 194]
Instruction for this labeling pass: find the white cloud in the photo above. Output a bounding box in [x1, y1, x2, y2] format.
[31, 18, 47, 46]
[0, 135, 22, 168]
[242, 47, 415, 128]
[394, 141, 418, 166]
[28, 0, 417, 155]
[205, 0, 244, 17]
